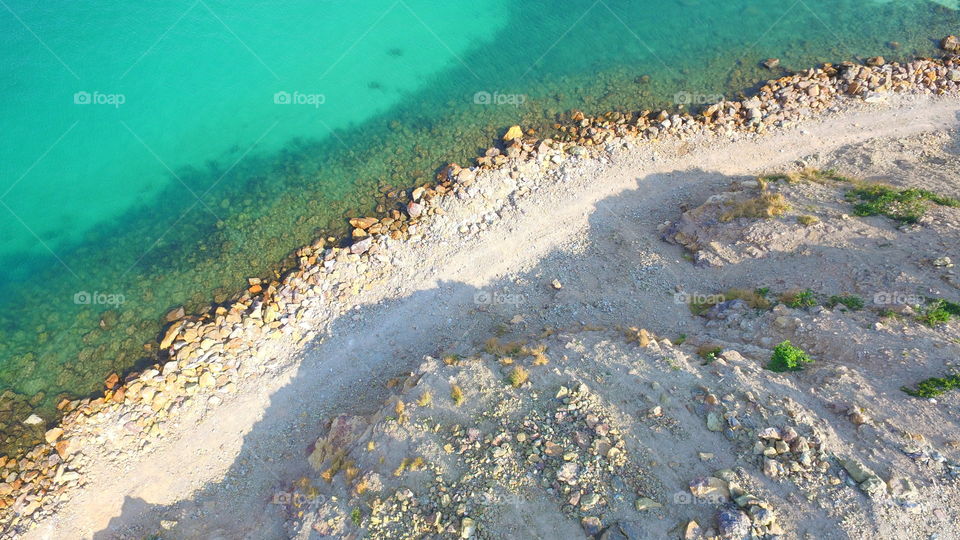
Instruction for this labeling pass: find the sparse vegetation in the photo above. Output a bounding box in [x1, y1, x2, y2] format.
[902, 373, 960, 398]
[826, 295, 865, 311]
[697, 345, 723, 363]
[417, 391, 432, 407]
[797, 214, 820, 226]
[450, 384, 464, 406]
[766, 340, 814, 372]
[917, 298, 960, 327]
[507, 366, 529, 388]
[351, 507, 362, 526]
[781, 289, 817, 308]
[442, 354, 462, 366]
[761, 168, 855, 184]
[484, 337, 526, 357]
[675, 333, 687, 345]
[720, 192, 789, 222]
[845, 182, 960, 223]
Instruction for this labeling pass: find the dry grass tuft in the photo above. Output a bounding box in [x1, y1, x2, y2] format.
[720, 192, 789, 222]
[508, 366, 530, 388]
[450, 384, 465, 406]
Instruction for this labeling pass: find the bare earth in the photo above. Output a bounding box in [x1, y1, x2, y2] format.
[26, 94, 960, 539]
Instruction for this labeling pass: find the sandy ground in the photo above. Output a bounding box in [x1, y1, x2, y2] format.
[24, 94, 960, 539]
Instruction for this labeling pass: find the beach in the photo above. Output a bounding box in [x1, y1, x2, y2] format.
[10, 52, 960, 538]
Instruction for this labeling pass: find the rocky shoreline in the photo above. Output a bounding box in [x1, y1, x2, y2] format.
[5, 40, 960, 537]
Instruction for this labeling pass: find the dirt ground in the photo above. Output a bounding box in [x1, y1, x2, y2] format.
[24, 95, 960, 539]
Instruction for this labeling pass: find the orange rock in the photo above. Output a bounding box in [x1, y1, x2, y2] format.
[54, 440, 70, 459]
[105, 373, 119, 389]
[248, 284, 262, 294]
[348, 217, 378, 229]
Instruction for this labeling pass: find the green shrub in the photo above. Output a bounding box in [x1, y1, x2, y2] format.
[827, 295, 865, 311]
[902, 374, 960, 398]
[918, 298, 960, 327]
[782, 289, 817, 308]
[846, 183, 959, 224]
[767, 341, 814, 372]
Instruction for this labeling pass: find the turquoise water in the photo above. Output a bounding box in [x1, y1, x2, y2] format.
[1, 0, 958, 449]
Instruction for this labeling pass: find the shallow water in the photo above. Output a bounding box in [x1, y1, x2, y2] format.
[0, 0, 957, 441]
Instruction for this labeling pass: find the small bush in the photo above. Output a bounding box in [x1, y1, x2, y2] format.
[797, 215, 819, 226]
[827, 295, 865, 311]
[918, 298, 960, 327]
[767, 341, 814, 372]
[697, 345, 723, 363]
[507, 366, 529, 388]
[417, 391, 432, 407]
[450, 384, 464, 406]
[781, 289, 817, 308]
[902, 374, 960, 398]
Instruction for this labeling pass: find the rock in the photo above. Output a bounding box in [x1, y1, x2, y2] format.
[165, 306, 186, 322]
[689, 476, 730, 501]
[762, 58, 780, 69]
[706, 412, 723, 432]
[581, 516, 603, 536]
[160, 320, 185, 349]
[683, 520, 702, 540]
[866, 56, 884, 67]
[557, 462, 579, 484]
[933, 256, 953, 267]
[860, 477, 886, 499]
[349, 217, 379, 230]
[551, 279, 562, 290]
[634, 497, 662, 511]
[503, 125, 524, 141]
[198, 372, 216, 388]
[460, 517, 476, 538]
[839, 457, 876, 483]
[716, 505, 751, 539]
[44, 427, 63, 444]
[23, 414, 43, 426]
[406, 201, 424, 219]
[580, 492, 600, 511]
[308, 415, 369, 470]
[350, 237, 373, 255]
[942, 35, 960, 52]
[600, 521, 654, 540]
[757, 427, 780, 440]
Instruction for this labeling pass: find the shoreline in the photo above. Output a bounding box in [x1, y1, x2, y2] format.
[6, 44, 960, 537]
